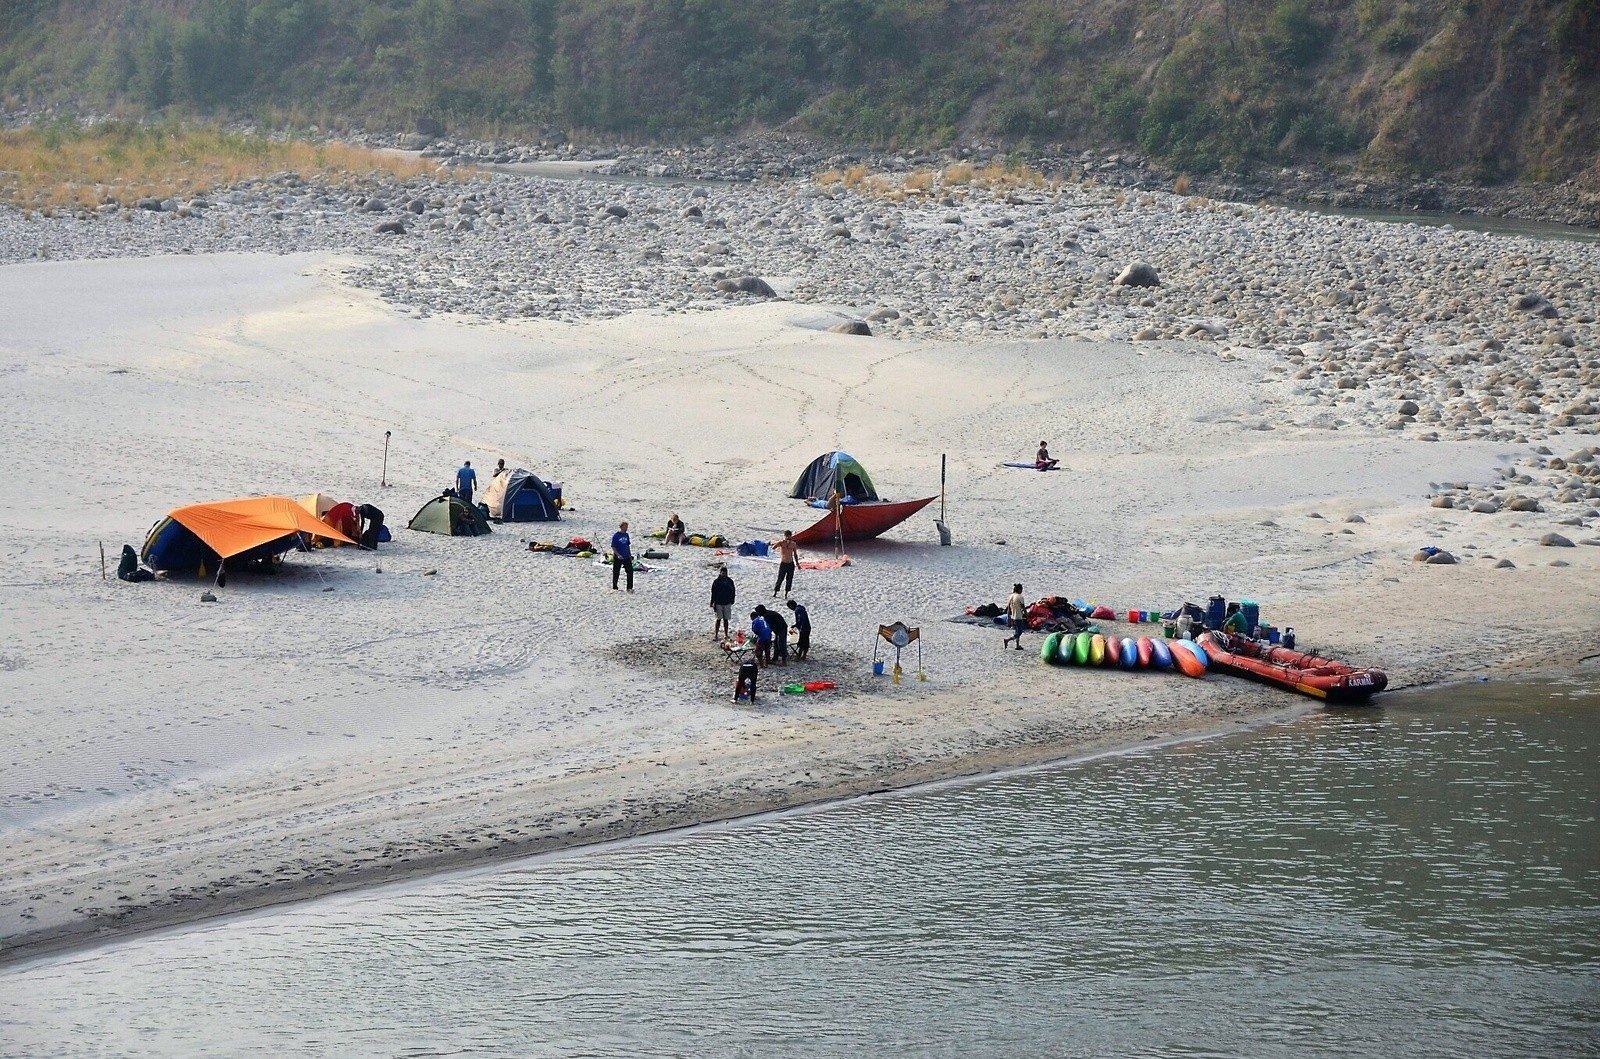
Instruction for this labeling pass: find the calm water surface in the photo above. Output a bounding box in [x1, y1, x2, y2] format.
[3, 677, 1596, 1057]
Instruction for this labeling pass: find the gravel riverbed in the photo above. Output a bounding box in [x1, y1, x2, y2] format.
[4, 154, 1597, 519]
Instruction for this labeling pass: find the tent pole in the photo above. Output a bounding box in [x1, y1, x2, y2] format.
[940, 454, 946, 523]
[381, 430, 392, 488]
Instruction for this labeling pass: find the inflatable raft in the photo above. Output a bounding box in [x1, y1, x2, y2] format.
[1198, 631, 1386, 704]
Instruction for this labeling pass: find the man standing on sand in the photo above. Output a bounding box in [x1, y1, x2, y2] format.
[750, 608, 773, 665]
[456, 460, 478, 506]
[761, 604, 789, 666]
[1005, 583, 1027, 650]
[711, 564, 736, 640]
[611, 520, 634, 592]
[772, 529, 799, 597]
[786, 598, 811, 660]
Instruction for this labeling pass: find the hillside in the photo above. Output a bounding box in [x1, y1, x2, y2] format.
[1, 0, 1597, 182]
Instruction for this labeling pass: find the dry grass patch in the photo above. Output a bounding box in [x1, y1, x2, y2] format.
[0, 120, 461, 212]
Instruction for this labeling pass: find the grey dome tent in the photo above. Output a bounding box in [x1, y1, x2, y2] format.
[789, 451, 879, 502]
[408, 495, 492, 536]
[483, 468, 560, 522]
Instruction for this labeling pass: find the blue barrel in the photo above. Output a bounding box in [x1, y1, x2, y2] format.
[1206, 595, 1227, 630]
[1241, 598, 1259, 632]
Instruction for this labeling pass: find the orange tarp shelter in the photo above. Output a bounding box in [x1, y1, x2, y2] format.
[168, 496, 357, 558]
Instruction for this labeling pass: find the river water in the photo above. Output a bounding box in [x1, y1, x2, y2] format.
[3, 675, 1597, 1058]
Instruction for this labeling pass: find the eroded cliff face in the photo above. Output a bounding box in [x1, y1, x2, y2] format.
[2, 0, 1596, 182]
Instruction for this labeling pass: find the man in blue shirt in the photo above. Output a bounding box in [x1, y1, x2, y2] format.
[749, 609, 772, 664]
[611, 520, 634, 592]
[455, 460, 477, 506]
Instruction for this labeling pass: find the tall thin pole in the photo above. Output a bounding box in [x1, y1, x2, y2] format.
[381, 430, 391, 487]
[940, 454, 946, 523]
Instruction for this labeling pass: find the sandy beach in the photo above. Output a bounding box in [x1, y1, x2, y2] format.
[2, 167, 1598, 965]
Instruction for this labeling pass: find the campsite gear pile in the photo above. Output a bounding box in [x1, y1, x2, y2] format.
[528, 537, 596, 557]
[648, 530, 729, 548]
[117, 545, 155, 582]
[966, 596, 1088, 634]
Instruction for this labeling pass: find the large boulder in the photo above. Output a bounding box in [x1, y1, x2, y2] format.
[1539, 532, 1575, 547]
[829, 320, 873, 336]
[1114, 261, 1160, 287]
[714, 276, 777, 297]
[374, 219, 407, 235]
[1514, 293, 1558, 318]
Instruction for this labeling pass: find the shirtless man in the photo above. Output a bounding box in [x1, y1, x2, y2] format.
[772, 529, 799, 597]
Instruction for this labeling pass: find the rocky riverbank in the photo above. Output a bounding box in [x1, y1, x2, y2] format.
[4, 135, 1598, 522]
[378, 130, 1600, 230]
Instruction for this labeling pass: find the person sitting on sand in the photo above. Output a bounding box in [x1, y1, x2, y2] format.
[1223, 602, 1250, 635]
[1036, 441, 1059, 471]
[665, 512, 686, 545]
[750, 609, 773, 665]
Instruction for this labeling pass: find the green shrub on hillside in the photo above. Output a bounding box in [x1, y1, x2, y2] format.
[0, 0, 1593, 180]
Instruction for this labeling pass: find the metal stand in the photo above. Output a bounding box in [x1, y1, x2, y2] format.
[874, 622, 926, 684]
